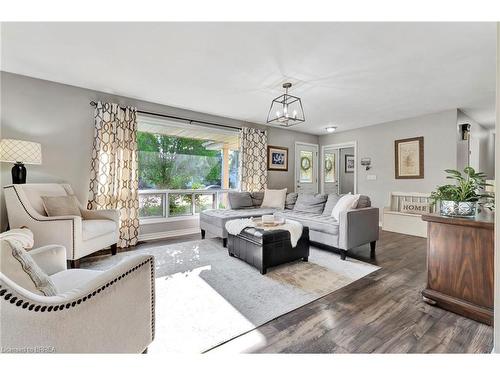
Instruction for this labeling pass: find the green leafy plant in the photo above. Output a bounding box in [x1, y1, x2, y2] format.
[430, 167, 494, 208]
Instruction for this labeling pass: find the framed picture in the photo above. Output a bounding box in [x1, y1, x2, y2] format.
[267, 145, 288, 171]
[345, 154, 355, 173]
[395, 136, 424, 179]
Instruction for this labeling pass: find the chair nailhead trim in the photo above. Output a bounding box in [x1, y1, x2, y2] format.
[0, 257, 154, 327]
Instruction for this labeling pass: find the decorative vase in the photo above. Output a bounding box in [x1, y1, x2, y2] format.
[440, 200, 476, 217]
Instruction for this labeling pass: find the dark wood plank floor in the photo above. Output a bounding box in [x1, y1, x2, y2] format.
[207, 230, 494, 353]
[85, 230, 493, 353]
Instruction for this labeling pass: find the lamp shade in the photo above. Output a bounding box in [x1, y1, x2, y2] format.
[0, 139, 42, 165]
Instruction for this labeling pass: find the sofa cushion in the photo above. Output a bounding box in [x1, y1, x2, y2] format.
[293, 193, 328, 214]
[51, 269, 102, 294]
[0, 239, 57, 296]
[41, 195, 82, 217]
[285, 192, 299, 210]
[250, 191, 265, 207]
[322, 193, 342, 216]
[275, 211, 339, 235]
[261, 188, 287, 209]
[82, 219, 117, 241]
[228, 192, 254, 209]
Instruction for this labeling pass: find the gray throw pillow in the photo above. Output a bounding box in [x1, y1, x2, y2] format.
[356, 195, 371, 208]
[293, 193, 328, 214]
[250, 191, 265, 207]
[322, 193, 342, 216]
[228, 192, 254, 209]
[41, 195, 81, 217]
[285, 192, 298, 210]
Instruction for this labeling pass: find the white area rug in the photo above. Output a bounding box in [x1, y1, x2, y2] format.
[82, 239, 379, 353]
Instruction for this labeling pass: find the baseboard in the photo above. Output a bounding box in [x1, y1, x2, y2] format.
[138, 227, 200, 242]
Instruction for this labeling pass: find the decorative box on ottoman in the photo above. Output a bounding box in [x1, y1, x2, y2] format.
[227, 226, 309, 274]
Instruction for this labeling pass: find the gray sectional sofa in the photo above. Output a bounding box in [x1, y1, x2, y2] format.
[199, 191, 379, 260]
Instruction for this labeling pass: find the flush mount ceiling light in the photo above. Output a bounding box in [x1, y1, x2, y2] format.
[325, 126, 337, 133]
[266, 82, 305, 127]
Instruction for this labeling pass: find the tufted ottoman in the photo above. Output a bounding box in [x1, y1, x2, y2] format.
[227, 226, 309, 274]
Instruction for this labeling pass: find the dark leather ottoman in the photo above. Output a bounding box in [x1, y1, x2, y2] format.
[227, 226, 309, 274]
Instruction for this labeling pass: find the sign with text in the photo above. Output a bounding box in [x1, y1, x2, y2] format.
[400, 200, 430, 214]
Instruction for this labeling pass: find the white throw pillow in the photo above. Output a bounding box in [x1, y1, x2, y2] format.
[260, 188, 288, 209]
[331, 194, 360, 221]
[0, 239, 57, 296]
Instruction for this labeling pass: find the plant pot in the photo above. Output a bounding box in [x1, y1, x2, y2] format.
[440, 200, 476, 217]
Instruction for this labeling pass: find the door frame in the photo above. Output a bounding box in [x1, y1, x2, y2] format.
[320, 141, 358, 194]
[294, 142, 319, 193]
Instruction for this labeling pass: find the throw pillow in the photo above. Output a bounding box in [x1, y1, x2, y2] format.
[356, 195, 371, 209]
[322, 193, 342, 216]
[228, 192, 254, 209]
[331, 194, 361, 221]
[285, 192, 299, 210]
[260, 188, 287, 209]
[0, 239, 57, 296]
[293, 193, 328, 214]
[250, 191, 265, 207]
[41, 195, 81, 217]
[400, 200, 430, 214]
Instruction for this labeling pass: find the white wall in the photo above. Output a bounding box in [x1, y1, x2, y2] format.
[319, 110, 459, 220]
[0, 72, 318, 235]
[457, 110, 495, 178]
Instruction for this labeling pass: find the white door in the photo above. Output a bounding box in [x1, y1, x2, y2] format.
[295, 143, 319, 194]
[322, 147, 340, 194]
[321, 142, 357, 195]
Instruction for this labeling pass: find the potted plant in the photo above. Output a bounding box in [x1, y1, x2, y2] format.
[430, 167, 494, 217]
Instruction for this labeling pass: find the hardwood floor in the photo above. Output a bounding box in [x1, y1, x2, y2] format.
[85, 230, 494, 353]
[208, 230, 494, 353]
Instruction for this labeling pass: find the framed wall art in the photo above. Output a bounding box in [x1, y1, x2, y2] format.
[395, 136, 424, 179]
[345, 154, 355, 173]
[267, 145, 288, 171]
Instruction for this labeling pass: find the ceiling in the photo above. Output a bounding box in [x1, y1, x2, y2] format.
[1, 22, 496, 134]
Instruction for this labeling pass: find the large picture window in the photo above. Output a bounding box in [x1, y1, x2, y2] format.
[137, 116, 240, 219]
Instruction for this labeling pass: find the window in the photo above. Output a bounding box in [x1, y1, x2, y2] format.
[299, 150, 313, 182]
[137, 116, 240, 219]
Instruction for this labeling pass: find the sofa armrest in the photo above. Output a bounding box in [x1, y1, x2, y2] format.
[29, 245, 67, 276]
[0, 254, 155, 353]
[338, 207, 379, 250]
[80, 209, 120, 222]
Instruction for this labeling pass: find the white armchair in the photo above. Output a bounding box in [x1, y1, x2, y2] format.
[4, 183, 120, 268]
[0, 242, 155, 353]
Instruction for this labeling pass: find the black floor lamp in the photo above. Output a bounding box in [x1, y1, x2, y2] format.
[0, 139, 42, 184]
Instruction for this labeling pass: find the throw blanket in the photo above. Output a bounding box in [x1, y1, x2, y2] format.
[225, 218, 303, 247]
[0, 228, 35, 249]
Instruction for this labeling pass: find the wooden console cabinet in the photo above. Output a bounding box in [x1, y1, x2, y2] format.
[421, 212, 494, 325]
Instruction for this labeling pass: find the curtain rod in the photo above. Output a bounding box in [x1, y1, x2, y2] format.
[89, 101, 265, 133]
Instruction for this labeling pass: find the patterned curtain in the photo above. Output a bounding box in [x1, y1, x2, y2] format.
[239, 127, 268, 191]
[87, 102, 139, 248]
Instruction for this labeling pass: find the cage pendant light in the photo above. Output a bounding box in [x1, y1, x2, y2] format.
[266, 82, 305, 127]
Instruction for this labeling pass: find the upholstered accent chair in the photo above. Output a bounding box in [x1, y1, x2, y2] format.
[4, 184, 119, 268]
[0, 241, 155, 353]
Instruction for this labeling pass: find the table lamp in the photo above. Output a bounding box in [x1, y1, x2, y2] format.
[0, 139, 42, 184]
